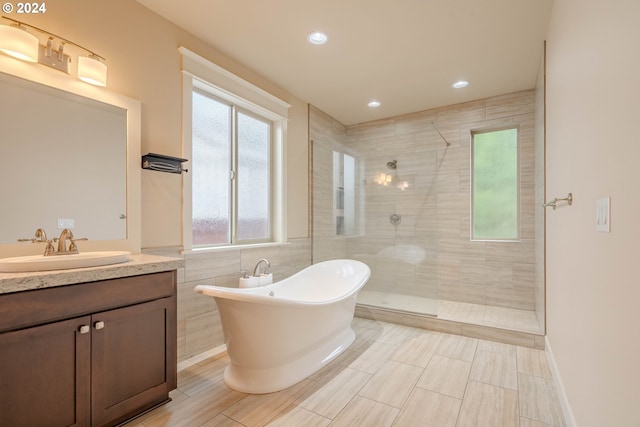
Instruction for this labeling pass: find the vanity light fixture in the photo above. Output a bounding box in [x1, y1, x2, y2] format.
[452, 80, 469, 89]
[0, 22, 38, 62]
[0, 16, 107, 86]
[78, 55, 107, 86]
[307, 31, 328, 45]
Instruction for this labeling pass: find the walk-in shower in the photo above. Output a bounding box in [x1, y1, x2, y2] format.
[310, 84, 546, 335]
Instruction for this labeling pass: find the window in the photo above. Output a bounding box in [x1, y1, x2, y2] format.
[471, 127, 519, 240]
[192, 92, 272, 246]
[333, 151, 358, 236]
[180, 47, 289, 250]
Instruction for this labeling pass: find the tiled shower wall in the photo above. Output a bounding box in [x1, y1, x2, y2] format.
[311, 107, 349, 262]
[144, 238, 311, 362]
[311, 90, 540, 313]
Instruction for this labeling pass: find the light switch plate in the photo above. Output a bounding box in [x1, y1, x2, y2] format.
[58, 218, 75, 229]
[596, 197, 610, 232]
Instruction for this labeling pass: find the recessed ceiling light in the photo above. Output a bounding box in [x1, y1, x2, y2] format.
[452, 80, 469, 89]
[368, 100, 381, 108]
[307, 32, 328, 45]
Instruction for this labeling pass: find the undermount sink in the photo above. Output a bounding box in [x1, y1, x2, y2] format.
[0, 251, 130, 273]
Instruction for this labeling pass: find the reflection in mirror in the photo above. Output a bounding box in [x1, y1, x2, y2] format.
[0, 72, 127, 243]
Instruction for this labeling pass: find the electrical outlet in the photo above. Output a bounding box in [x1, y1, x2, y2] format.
[58, 218, 75, 229]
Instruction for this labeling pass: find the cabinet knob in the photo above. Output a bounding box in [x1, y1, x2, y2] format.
[94, 321, 105, 330]
[79, 325, 90, 334]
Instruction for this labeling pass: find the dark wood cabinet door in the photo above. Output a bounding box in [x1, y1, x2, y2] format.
[91, 298, 174, 427]
[0, 316, 91, 427]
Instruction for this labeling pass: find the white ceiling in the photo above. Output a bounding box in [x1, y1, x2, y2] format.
[137, 0, 554, 126]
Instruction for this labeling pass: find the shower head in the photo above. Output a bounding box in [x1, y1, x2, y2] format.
[386, 160, 397, 170]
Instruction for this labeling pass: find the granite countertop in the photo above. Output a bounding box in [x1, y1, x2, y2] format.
[0, 254, 185, 295]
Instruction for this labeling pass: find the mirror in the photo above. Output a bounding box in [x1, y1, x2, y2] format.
[0, 68, 138, 248]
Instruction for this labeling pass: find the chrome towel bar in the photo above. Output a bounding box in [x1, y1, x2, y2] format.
[543, 193, 573, 210]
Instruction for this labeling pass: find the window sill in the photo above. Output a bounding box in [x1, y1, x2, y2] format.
[181, 241, 290, 256]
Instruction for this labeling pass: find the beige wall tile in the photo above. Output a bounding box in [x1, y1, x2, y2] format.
[485, 90, 535, 120]
[461, 324, 537, 347]
[185, 311, 224, 358]
[401, 314, 463, 336]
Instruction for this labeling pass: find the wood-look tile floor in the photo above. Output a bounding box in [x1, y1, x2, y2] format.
[130, 318, 565, 427]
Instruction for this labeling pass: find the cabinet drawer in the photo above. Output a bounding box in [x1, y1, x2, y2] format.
[0, 271, 176, 332]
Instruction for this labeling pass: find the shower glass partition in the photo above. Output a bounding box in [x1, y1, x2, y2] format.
[311, 106, 439, 317]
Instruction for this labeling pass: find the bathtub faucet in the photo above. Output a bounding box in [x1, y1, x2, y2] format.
[253, 258, 270, 276]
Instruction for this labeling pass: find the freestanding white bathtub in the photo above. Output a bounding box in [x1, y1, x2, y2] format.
[194, 259, 371, 394]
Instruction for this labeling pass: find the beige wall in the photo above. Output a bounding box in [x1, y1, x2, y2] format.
[534, 48, 546, 332]
[8, 0, 308, 249]
[0, 0, 312, 361]
[545, 0, 640, 425]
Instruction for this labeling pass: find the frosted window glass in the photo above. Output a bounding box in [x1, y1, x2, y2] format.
[472, 128, 519, 240]
[192, 92, 231, 245]
[237, 112, 271, 240]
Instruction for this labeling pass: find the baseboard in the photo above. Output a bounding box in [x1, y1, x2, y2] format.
[177, 344, 227, 372]
[545, 336, 577, 427]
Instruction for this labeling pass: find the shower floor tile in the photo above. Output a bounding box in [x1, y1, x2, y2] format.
[357, 291, 542, 334]
[438, 300, 542, 334]
[357, 290, 438, 316]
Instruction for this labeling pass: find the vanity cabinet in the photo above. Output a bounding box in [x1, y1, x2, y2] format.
[0, 271, 177, 427]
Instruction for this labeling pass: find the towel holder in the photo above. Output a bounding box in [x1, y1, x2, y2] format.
[142, 153, 188, 174]
[543, 193, 573, 210]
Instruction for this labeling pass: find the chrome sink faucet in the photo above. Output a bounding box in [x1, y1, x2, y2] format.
[253, 258, 270, 276]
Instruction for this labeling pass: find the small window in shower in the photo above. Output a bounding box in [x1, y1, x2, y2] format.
[333, 151, 358, 236]
[471, 127, 519, 241]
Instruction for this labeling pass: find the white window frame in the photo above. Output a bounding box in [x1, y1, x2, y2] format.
[180, 47, 290, 252]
